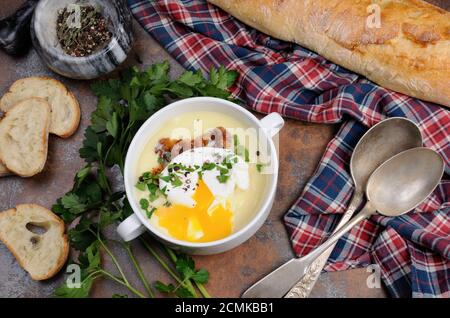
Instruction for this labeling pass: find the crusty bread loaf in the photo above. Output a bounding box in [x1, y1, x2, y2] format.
[0, 77, 80, 138]
[207, 0, 450, 107]
[0, 98, 50, 177]
[0, 204, 69, 280]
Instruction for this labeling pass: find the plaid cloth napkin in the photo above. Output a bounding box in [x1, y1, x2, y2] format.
[128, 0, 450, 297]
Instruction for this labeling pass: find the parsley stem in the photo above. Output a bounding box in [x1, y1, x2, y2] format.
[164, 245, 178, 263]
[99, 270, 145, 298]
[123, 242, 155, 298]
[84, 270, 103, 281]
[164, 245, 211, 298]
[139, 238, 188, 288]
[91, 229, 129, 286]
[162, 245, 199, 298]
[195, 282, 211, 298]
[173, 276, 190, 292]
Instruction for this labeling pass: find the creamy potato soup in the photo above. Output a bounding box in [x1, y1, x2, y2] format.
[134, 111, 269, 243]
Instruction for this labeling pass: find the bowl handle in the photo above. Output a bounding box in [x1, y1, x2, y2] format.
[117, 214, 146, 241]
[260, 112, 284, 137]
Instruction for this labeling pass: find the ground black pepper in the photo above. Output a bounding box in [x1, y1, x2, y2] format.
[56, 5, 112, 57]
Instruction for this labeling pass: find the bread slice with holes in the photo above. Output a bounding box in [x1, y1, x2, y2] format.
[0, 204, 69, 280]
[0, 77, 80, 138]
[0, 98, 50, 177]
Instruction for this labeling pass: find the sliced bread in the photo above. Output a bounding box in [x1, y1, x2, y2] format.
[0, 77, 80, 138]
[0, 204, 69, 280]
[0, 116, 9, 177]
[0, 163, 10, 177]
[0, 98, 50, 177]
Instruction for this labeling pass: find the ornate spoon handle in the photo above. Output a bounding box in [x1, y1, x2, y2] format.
[285, 193, 362, 298]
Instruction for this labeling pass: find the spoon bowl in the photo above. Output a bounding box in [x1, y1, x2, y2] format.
[367, 147, 444, 217]
[351, 117, 423, 190]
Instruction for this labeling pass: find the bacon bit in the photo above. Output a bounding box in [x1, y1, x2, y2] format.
[192, 127, 232, 149]
[154, 127, 232, 165]
[151, 165, 164, 176]
[157, 138, 181, 152]
[155, 137, 181, 165]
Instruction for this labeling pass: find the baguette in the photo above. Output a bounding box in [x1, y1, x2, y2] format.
[0, 77, 80, 138]
[0, 204, 69, 280]
[207, 0, 450, 107]
[0, 98, 50, 177]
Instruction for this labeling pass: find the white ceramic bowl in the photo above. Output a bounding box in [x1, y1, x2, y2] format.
[118, 97, 284, 255]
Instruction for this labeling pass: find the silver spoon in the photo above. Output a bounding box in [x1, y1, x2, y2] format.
[243, 147, 444, 298]
[285, 117, 422, 298]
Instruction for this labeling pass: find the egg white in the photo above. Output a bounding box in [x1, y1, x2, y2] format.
[158, 147, 249, 210]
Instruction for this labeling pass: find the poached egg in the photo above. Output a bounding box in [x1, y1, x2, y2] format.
[155, 147, 249, 242]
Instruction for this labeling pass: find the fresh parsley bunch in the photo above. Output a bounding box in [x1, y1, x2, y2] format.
[53, 61, 238, 298]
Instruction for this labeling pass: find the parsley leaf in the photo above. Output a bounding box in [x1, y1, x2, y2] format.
[210, 66, 238, 90]
[54, 242, 102, 298]
[176, 255, 196, 279]
[154, 281, 194, 298]
[90, 79, 121, 101]
[175, 287, 195, 298]
[177, 70, 204, 87]
[68, 216, 98, 251]
[191, 268, 209, 284]
[106, 112, 120, 138]
[60, 193, 87, 214]
[154, 281, 175, 293]
[54, 275, 95, 298]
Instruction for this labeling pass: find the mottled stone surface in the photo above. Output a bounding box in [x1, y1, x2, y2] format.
[1, 0, 447, 298]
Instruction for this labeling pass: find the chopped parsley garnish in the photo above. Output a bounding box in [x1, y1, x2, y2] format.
[140, 198, 149, 210]
[140, 198, 157, 219]
[202, 162, 216, 170]
[171, 175, 183, 187]
[135, 182, 147, 191]
[146, 207, 156, 219]
[233, 134, 250, 162]
[216, 174, 230, 183]
[256, 163, 266, 173]
[159, 175, 171, 182]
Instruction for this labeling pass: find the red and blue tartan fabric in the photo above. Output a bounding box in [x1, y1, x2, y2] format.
[128, 0, 450, 297]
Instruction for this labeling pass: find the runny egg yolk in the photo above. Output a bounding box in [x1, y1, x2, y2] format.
[155, 180, 233, 242]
